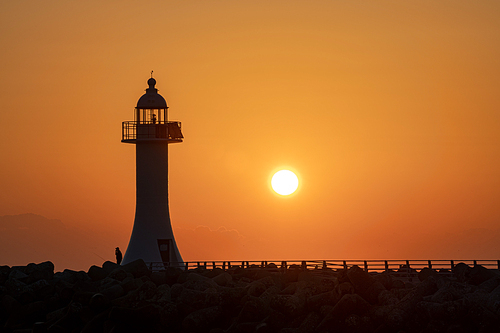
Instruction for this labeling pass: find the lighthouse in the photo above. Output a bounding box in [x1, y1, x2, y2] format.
[121, 76, 184, 267]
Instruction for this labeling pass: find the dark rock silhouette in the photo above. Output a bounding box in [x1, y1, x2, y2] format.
[1, 262, 500, 332]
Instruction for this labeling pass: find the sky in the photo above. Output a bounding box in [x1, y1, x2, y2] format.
[1, 1, 500, 271]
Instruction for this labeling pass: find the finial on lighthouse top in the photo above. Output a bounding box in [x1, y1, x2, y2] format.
[137, 71, 167, 109]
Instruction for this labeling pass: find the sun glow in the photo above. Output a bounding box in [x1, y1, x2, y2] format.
[271, 170, 299, 196]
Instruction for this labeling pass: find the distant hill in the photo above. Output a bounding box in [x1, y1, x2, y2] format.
[0, 213, 114, 271]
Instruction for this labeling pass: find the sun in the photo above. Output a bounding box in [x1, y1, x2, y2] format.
[271, 170, 299, 196]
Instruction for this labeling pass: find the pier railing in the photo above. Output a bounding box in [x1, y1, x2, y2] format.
[147, 259, 500, 275]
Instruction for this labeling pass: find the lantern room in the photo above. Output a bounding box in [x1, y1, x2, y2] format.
[122, 77, 183, 143]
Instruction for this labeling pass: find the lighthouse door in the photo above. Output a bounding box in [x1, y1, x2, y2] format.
[157, 239, 171, 264]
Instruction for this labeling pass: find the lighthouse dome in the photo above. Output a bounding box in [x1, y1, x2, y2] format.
[136, 78, 168, 109]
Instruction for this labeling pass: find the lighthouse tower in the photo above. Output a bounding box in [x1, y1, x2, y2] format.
[121, 77, 184, 267]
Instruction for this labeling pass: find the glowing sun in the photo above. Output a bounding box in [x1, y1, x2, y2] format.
[271, 170, 299, 195]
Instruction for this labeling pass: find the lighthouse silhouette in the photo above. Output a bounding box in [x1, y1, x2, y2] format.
[121, 76, 184, 267]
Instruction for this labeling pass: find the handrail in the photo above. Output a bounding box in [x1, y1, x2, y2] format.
[146, 259, 500, 273]
[121, 121, 183, 142]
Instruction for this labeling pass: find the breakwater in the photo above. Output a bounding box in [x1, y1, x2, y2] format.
[1, 260, 500, 332]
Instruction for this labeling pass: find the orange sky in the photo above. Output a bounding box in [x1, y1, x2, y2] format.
[1, 1, 500, 271]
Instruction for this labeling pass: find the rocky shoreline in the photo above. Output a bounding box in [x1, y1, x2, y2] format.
[1, 260, 500, 332]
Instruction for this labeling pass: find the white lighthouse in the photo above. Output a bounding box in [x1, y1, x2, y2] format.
[121, 76, 184, 267]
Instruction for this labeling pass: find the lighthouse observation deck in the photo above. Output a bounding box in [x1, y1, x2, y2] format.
[121, 120, 183, 143]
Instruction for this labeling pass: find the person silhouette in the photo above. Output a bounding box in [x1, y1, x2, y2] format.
[115, 247, 123, 265]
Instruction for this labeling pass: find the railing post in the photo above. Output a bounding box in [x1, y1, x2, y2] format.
[428, 260, 432, 269]
[322, 261, 327, 270]
[212, 262, 216, 270]
[497, 260, 500, 270]
[228, 262, 231, 269]
[364, 261, 368, 272]
[301, 261, 307, 271]
[384, 261, 389, 272]
[241, 261, 245, 268]
[222, 262, 226, 271]
[450, 260, 454, 272]
[343, 261, 347, 270]
[473, 260, 477, 267]
[185, 262, 189, 271]
[281, 261, 287, 272]
[204, 262, 207, 269]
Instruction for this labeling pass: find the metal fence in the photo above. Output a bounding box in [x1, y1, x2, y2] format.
[146, 259, 500, 274]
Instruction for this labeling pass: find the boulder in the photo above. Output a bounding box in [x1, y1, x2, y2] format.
[212, 272, 232, 287]
[307, 290, 340, 310]
[150, 271, 167, 286]
[467, 265, 496, 285]
[121, 259, 151, 278]
[9, 269, 29, 281]
[102, 261, 120, 275]
[26, 261, 54, 283]
[346, 265, 375, 297]
[152, 284, 171, 303]
[453, 262, 472, 282]
[182, 305, 225, 332]
[183, 272, 218, 291]
[297, 311, 322, 333]
[316, 294, 371, 331]
[418, 267, 439, 282]
[87, 266, 107, 281]
[107, 268, 128, 282]
[247, 280, 267, 297]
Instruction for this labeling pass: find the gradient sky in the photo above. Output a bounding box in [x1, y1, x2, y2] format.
[1, 1, 500, 271]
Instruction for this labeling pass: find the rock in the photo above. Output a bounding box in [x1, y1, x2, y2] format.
[101, 284, 125, 300]
[346, 265, 375, 296]
[378, 290, 399, 306]
[270, 294, 304, 316]
[108, 304, 161, 330]
[430, 282, 468, 303]
[87, 265, 107, 281]
[391, 279, 405, 289]
[486, 284, 500, 315]
[150, 271, 167, 286]
[177, 287, 219, 311]
[9, 269, 29, 281]
[107, 268, 128, 282]
[159, 301, 179, 326]
[121, 259, 151, 278]
[373, 272, 393, 290]
[152, 284, 171, 303]
[307, 290, 340, 310]
[26, 262, 54, 283]
[247, 280, 267, 297]
[453, 262, 472, 282]
[297, 311, 321, 333]
[317, 294, 371, 331]
[55, 269, 89, 285]
[170, 283, 184, 300]
[477, 275, 500, 293]
[183, 272, 218, 291]
[336, 281, 355, 297]
[365, 280, 386, 304]
[212, 272, 232, 286]
[218, 286, 246, 307]
[182, 305, 225, 332]
[102, 261, 120, 275]
[418, 267, 439, 282]
[468, 265, 496, 285]
[164, 267, 182, 285]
